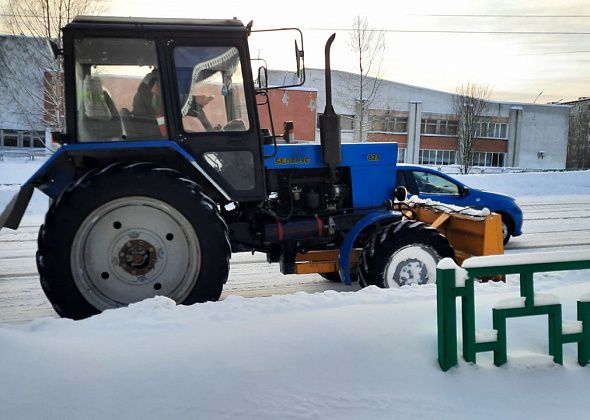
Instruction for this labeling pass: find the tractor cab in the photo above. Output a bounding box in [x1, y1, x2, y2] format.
[62, 16, 271, 201]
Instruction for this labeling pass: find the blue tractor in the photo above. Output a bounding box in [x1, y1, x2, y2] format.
[0, 17, 489, 319]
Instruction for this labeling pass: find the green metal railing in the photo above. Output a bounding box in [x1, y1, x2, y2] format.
[437, 253, 590, 371]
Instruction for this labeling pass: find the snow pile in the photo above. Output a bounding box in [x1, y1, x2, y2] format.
[2, 154, 590, 419]
[407, 194, 490, 217]
[1, 278, 590, 420]
[463, 249, 590, 268]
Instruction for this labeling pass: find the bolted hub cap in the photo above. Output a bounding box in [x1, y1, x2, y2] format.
[118, 239, 157, 276]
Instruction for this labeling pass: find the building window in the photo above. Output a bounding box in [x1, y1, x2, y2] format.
[0, 129, 46, 149]
[32, 133, 45, 148]
[340, 115, 354, 131]
[371, 117, 386, 131]
[2, 130, 18, 147]
[475, 122, 508, 139]
[316, 114, 354, 131]
[368, 110, 407, 133]
[397, 148, 406, 163]
[472, 152, 506, 167]
[419, 149, 456, 165]
[387, 117, 407, 133]
[421, 119, 458, 136]
[422, 119, 438, 134]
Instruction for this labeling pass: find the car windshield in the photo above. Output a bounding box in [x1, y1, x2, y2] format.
[413, 171, 460, 195]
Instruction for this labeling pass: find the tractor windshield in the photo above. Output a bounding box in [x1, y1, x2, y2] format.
[174, 46, 250, 133]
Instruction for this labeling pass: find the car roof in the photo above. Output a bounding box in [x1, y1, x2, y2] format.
[397, 164, 443, 172]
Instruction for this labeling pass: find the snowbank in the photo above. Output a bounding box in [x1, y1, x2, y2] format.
[1, 276, 590, 419]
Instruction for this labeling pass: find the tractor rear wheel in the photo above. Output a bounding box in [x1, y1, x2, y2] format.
[357, 220, 454, 288]
[37, 162, 230, 319]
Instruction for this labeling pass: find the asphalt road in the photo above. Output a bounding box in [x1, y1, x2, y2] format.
[1, 195, 589, 324]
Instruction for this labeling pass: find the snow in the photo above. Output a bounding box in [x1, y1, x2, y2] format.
[475, 329, 498, 343]
[562, 320, 583, 335]
[407, 195, 489, 217]
[463, 249, 590, 268]
[494, 296, 526, 309]
[2, 159, 590, 419]
[533, 293, 560, 306]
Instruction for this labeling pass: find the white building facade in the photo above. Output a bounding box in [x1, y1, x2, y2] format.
[276, 69, 570, 170]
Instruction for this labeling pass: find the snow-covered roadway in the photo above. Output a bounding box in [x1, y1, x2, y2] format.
[1, 193, 589, 323]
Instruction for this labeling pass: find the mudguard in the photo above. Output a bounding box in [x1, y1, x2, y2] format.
[338, 210, 402, 285]
[0, 141, 227, 231]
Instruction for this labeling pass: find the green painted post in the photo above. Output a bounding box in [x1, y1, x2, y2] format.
[548, 306, 563, 365]
[520, 271, 535, 307]
[492, 309, 508, 366]
[578, 301, 590, 366]
[462, 277, 476, 363]
[437, 266, 458, 371]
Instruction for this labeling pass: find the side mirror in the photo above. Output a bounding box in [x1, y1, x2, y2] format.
[295, 39, 304, 79]
[460, 186, 470, 196]
[252, 60, 268, 91]
[394, 186, 408, 202]
[250, 27, 305, 89]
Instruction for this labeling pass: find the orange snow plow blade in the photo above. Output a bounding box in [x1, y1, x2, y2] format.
[413, 206, 504, 265]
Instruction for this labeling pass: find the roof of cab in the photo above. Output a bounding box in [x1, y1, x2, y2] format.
[67, 16, 247, 32]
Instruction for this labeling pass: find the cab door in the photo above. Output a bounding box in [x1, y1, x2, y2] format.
[164, 38, 266, 202]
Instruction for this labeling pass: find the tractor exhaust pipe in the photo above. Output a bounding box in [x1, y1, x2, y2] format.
[319, 34, 341, 179]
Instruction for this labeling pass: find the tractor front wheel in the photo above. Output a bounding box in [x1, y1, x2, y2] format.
[357, 220, 454, 288]
[37, 163, 230, 319]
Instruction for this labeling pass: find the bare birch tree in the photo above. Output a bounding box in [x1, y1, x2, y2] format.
[0, 0, 102, 134]
[566, 104, 590, 169]
[452, 83, 492, 174]
[347, 16, 385, 142]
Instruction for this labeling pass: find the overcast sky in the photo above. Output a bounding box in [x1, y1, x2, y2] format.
[3, 0, 590, 103]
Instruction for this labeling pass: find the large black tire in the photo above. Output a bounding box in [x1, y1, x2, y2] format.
[36, 162, 231, 319]
[357, 220, 454, 288]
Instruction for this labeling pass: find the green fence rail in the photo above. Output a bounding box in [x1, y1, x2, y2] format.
[437, 252, 590, 371]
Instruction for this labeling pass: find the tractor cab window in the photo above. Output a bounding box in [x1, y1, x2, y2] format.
[74, 37, 165, 142]
[174, 46, 250, 133]
[413, 171, 460, 195]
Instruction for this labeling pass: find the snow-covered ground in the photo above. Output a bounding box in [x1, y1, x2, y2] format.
[1, 157, 590, 419]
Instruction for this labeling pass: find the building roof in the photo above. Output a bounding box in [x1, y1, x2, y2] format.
[269, 68, 571, 117]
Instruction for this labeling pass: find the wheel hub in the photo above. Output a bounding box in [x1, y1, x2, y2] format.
[118, 239, 157, 276]
[395, 258, 428, 286]
[384, 245, 439, 288]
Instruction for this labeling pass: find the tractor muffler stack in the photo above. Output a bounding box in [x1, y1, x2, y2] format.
[319, 33, 341, 181]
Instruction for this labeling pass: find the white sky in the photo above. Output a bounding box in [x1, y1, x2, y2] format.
[4, 0, 590, 103]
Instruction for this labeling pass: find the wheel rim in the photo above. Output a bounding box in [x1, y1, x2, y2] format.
[71, 196, 201, 311]
[384, 245, 439, 287]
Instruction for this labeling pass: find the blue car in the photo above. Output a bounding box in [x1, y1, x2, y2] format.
[395, 165, 523, 244]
